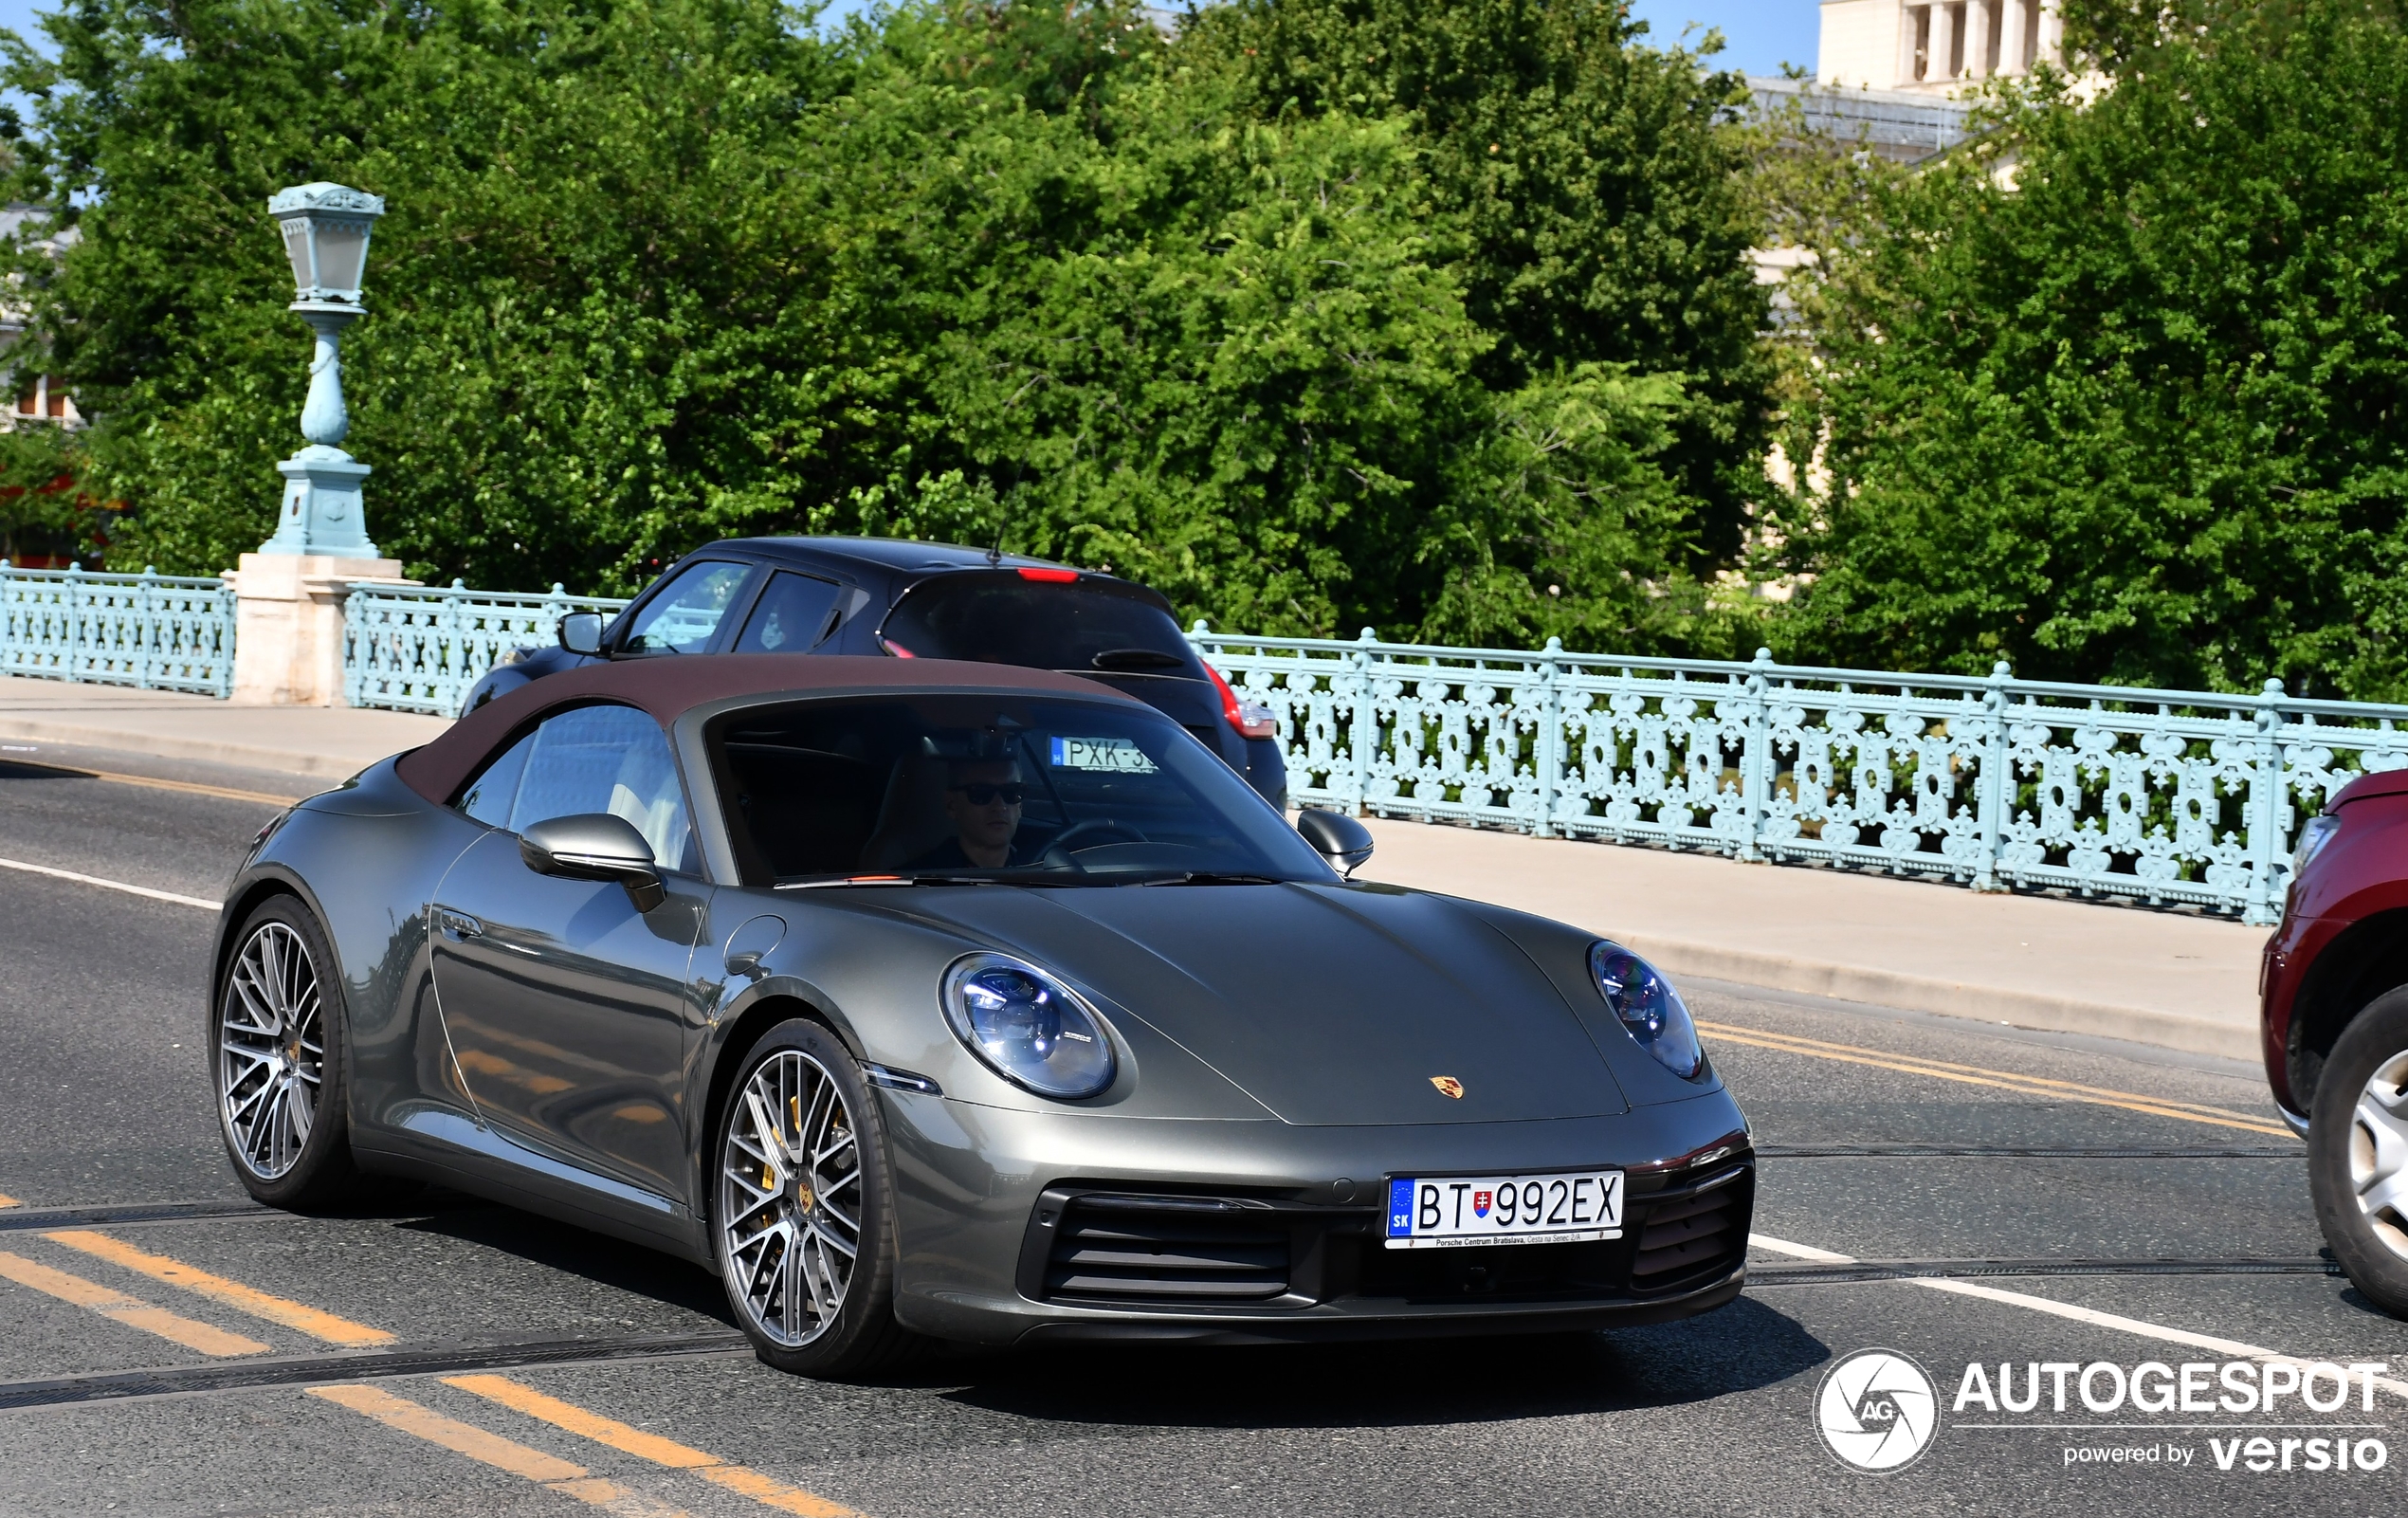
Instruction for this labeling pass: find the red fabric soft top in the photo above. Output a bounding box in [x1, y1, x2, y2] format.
[393, 653, 1142, 806]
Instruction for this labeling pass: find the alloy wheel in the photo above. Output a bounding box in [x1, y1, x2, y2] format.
[720, 1049, 864, 1347]
[2350, 1050, 2408, 1262]
[219, 921, 325, 1180]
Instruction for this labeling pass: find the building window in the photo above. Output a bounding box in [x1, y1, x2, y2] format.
[10, 375, 75, 426]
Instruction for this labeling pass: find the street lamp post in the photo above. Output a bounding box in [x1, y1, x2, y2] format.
[258, 182, 385, 557]
[228, 181, 414, 706]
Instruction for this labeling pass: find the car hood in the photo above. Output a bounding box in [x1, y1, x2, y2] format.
[898, 882, 1631, 1125]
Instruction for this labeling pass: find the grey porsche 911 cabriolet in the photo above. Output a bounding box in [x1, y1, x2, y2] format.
[211, 655, 1753, 1376]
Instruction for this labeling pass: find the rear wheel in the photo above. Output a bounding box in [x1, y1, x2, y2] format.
[213, 897, 360, 1209]
[713, 1018, 919, 1376]
[2310, 987, 2408, 1315]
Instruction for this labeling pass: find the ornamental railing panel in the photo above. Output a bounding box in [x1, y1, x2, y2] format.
[0, 561, 237, 698]
[1188, 628, 2408, 924]
[343, 580, 630, 716]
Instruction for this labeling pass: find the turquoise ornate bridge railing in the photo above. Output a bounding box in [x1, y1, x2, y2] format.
[1188, 627, 2408, 924]
[344, 581, 629, 716]
[0, 561, 237, 698]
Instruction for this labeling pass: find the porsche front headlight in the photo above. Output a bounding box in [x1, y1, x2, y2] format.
[1590, 941, 1705, 1079]
[941, 953, 1117, 1100]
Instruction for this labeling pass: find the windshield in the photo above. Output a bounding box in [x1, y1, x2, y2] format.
[878, 571, 1202, 675]
[712, 695, 1330, 887]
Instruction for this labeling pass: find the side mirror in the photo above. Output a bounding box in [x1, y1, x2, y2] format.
[520, 813, 665, 911]
[558, 612, 605, 657]
[1296, 809, 1374, 877]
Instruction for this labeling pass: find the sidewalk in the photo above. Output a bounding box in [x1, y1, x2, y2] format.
[0, 674, 448, 780]
[1354, 817, 2265, 1063]
[0, 672, 2270, 1062]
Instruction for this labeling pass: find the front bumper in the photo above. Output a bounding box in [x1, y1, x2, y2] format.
[881, 1090, 1753, 1345]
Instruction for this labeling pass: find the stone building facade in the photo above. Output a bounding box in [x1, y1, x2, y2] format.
[1816, 0, 2065, 92]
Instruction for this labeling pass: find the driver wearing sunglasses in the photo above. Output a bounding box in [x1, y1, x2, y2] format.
[909, 757, 1037, 869]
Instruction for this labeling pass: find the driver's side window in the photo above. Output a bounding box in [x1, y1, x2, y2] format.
[455, 704, 698, 872]
[618, 560, 751, 655]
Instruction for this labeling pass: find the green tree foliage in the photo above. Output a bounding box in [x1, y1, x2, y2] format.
[1772, 1, 2408, 697]
[1, 0, 1762, 650]
[0, 423, 93, 565]
[1183, 0, 1774, 566]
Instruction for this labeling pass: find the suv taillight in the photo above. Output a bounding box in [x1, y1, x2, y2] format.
[1203, 663, 1277, 741]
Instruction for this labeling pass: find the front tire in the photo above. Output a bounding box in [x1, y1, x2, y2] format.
[2310, 987, 2408, 1315]
[713, 1018, 918, 1377]
[212, 897, 360, 1209]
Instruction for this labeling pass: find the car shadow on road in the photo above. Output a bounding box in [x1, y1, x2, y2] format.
[925, 1295, 1828, 1430]
[393, 1199, 739, 1326]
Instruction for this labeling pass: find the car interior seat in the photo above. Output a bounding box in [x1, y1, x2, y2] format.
[858, 747, 958, 870]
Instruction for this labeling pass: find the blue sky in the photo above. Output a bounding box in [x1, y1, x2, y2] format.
[0, 0, 1818, 82]
[1624, 0, 1816, 75]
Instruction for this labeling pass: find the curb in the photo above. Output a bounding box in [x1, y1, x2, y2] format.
[1626, 933, 2262, 1064]
[0, 715, 383, 782]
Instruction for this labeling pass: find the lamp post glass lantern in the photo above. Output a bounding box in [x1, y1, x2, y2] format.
[260, 182, 386, 557]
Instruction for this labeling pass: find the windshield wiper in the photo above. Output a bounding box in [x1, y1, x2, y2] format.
[1139, 871, 1286, 886]
[776, 873, 999, 890]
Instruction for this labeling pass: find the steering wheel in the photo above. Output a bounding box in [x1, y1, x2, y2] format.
[1041, 818, 1147, 869]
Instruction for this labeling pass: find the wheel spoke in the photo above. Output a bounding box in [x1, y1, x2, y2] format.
[814, 1187, 859, 1237]
[726, 1215, 784, 1256]
[743, 1091, 789, 1188]
[781, 1226, 805, 1340]
[253, 1083, 287, 1167]
[800, 1080, 836, 1159]
[286, 1077, 314, 1146]
[806, 1231, 847, 1311]
[810, 1216, 858, 1259]
[812, 1126, 857, 1171]
[227, 1073, 275, 1126]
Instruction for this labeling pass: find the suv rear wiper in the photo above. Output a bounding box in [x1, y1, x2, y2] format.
[1086, 648, 1190, 671]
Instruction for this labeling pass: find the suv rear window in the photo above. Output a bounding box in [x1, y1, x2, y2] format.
[878, 570, 1202, 676]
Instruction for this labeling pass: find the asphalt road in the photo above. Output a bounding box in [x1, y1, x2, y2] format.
[0, 745, 2395, 1517]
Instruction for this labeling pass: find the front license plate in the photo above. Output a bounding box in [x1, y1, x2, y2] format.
[1384, 1170, 1625, 1250]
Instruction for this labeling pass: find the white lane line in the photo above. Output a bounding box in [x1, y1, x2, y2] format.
[1752, 1232, 2408, 1400]
[0, 854, 215, 910]
[1752, 1233, 1852, 1264]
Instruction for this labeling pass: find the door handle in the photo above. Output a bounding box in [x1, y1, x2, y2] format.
[436, 908, 484, 941]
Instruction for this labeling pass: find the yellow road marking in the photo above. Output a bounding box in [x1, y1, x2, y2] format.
[1694, 1019, 2297, 1138]
[42, 1230, 396, 1346]
[0, 1193, 18, 1208]
[447, 1375, 867, 1517]
[0, 1250, 269, 1357]
[0, 755, 301, 806]
[310, 1385, 692, 1515]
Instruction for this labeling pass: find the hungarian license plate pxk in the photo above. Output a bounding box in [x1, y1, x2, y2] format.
[1384, 1170, 1625, 1249]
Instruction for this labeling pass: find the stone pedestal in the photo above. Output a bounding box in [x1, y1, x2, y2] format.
[228, 552, 415, 706]
[263, 445, 377, 558]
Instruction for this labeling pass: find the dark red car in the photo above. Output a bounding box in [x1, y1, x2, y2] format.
[2264, 767, 2408, 1313]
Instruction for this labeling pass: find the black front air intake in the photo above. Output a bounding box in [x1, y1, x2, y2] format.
[1039, 1193, 1291, 1305]
[1628, 1163, 1752, 1293]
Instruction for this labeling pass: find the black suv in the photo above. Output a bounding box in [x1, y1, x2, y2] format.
[464, 537, 1287, 809]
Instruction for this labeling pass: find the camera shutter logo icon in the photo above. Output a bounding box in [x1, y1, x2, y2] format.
[1816, 1349, 1939, 1472]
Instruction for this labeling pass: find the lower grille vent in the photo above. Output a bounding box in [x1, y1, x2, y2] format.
[1630, 1166, 1748, 1291]
[1045, 1194, 1289, 1305]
